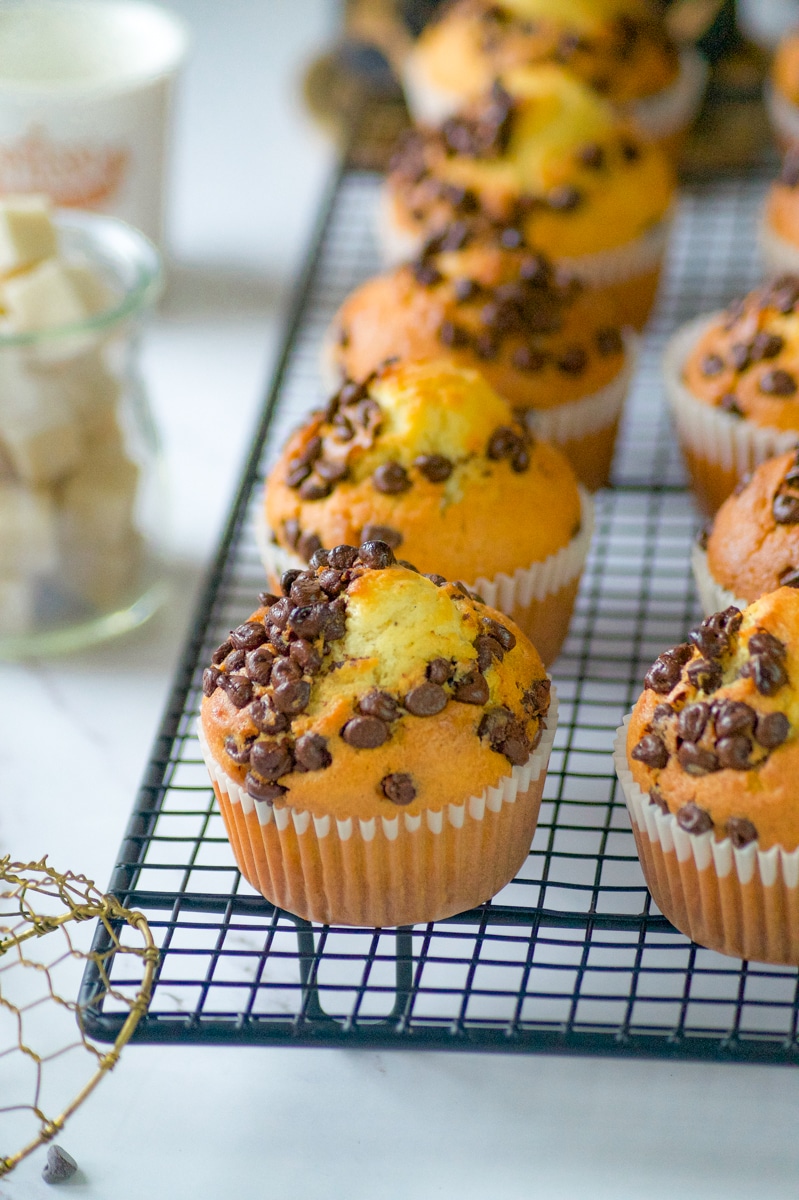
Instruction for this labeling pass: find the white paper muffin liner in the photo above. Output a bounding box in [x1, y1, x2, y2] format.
[614, 717, 799, 962]
[403, 45, 707, 144]
[256, 488, 593, 617]
[758, 215, 799, 280]
[664, 314, 799, 482]
[765, 80, 799, 149]
[690, 543, 748, 618]
[197, 690, 557, 925]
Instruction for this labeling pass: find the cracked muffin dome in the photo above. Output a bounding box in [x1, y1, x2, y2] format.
[617, 589, 799, 962]
[325, 244, 630, 490]
[694, 450, 799, 616]
[261, 359, 593, 664]
[382, 65, 675, 327]
[198, 542, 556, 926]
[403, 0, 704, 157]
[666, 276, 799, 514]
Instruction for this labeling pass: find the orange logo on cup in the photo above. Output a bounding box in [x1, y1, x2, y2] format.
[0, 125, 129, 208]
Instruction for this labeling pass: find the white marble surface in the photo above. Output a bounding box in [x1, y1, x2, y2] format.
[4, 4, 799, 1198]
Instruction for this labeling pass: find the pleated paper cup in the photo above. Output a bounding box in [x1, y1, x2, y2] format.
[614, 717, 799, 964]
[759, 215, 799, 281]
[198, 691, 558, 928]
[664, 314, 799, 515]
[691, 542, 747, 618]
[378, 188, 671, 330]
[256, 491, 594, 667]
[765, 81, 799, 153]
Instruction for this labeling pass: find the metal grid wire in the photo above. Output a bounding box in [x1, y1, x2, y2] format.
[81, 166, 799, 1062]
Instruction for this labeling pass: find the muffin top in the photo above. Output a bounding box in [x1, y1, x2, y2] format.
[626, 589, 799, 851]
[386, 65, 675, 258]
[409, 0, 679, 109]
[329, 243, 626, 412]
[764, 149, 799, 247]
[772, 31, 799, 106]
[265, 359, 582, 581]
[682, 278, 799, 430]
[201, 543, 550, 821]
[704, 450, 799, 603]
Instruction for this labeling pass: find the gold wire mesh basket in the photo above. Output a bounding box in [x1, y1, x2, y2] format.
[0, 857, 157, 1179]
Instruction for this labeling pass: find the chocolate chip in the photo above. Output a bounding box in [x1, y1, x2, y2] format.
[286, 461, 312, 488]
[245, 645, 274, 685]
[686, 657, 722, 693]
[230, 620, 267, 651]
[258, 591, 279, 608]
[328, 544, 359, 570]
[716, 734, 752, 770]
[298, 476, 332, 501]
[649, 786, 669, 813]
[779, 566, 799, 587]
[360, 690, 400, 722]
[689, 614, 731, 659]
[380, 773, 417, 805]
[202, 666, 221, 697]
[474, 333, 498, 359]
[726, 816, 758, 847]
[297, 532, 323, 561]
[700, 353, 725, 377]
[290, 576, 324, 606]
[755, 710, 790, 748]
[720, 393, 744, 417]
[426, 657, 452, 685]
[578, 142, 605, 169]
[741, 655, 788, 696]
[283, 519, 301, 549]
[414, 453, 452, 482]
[425, 573, 447, 587]
[452, 670, 489, 705]
[272, 679, 311, 714]
[523, 678, 551, 715]
[42, 1145, 78, 1185]
[748, 631, 786, 659]
[212, 639, 233, 666]
[322, 597, 347, 642]
[676, 802, 713, 834]
[373, 461, 411, 494]
[294, 732, 332, 772]
[219, 673, 253, 709]
[557, 347, 588, 375]
[249, 697, 289, 735]
[250, 739, 293, 780]
[223, 734, 254, 765]
[676, 702, 709, 742]
[413, 260, 442, 287]
[437, 221, 470, 252]
[454, 277, 478, 302]
[317, 568, 345, 597]
[652, 703, 674, 726]
[271, 656, 302, 687]
[289, 604, 331, 640]
[620, 138, 641, 162]
[760, 368, 797, 396]
[511, 445, 530, 472]
[548, 184, 582, 211]
[500, 731, 531, 764]
[596, 327, 623, 356]
[266, 597, 290, 630]
[487, 426, 519, 459]
[481, 618, 516, 651]
[341, 715, 389, 748]
[752, 331, 784, 360]
[315, 459, 349, 485]
[405, 681, 448, 716]
[631, 733, 668, 769]
[245, 774, 287, 803]
[475, 635, 504, 672]
[774, 492, 799, 523]
[281, 569, 302, 597]
[729, 342, 750, 371]
[339, 380, 367, 406]
[512, 345, 547, 372]
[712, 699, 756, 738]
[360, 533, 400, 560]
[290, 638, 322, 675]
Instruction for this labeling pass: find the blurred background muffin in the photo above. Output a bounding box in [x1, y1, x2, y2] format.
[761, 147, 799, 277]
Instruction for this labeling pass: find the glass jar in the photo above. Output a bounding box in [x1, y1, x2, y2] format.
[0, 210, 167, 657]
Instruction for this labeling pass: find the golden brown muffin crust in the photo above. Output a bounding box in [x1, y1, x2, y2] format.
[201, 546, 550, 822]
[413, 0, 679, 108]
[329, 244, 626, 410]
[773, 32, 799, 107]
[265, 359, 582, 580]
[626, 589, 799, 850]
[387, 66, 675, 258]
[765, 150, 799, 246]
[706, 451, 799, 602]
[682, 278, 799, 431]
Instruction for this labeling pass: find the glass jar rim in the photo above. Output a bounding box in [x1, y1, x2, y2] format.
[0, 208, 164, 347]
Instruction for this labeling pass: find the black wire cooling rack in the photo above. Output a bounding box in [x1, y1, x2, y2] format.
[81, 162, 799, 1063]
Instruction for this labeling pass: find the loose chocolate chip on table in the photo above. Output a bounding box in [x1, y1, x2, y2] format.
[414, 453, 453, 482]
[755, 710, 790, 748]
[230, 620, 267, 650]
[219, 673, 253, 709]
[373, 461, 411, 494]
[341, 715, 389, 749]
[726, 816, 758, 848]
[452, 670, 490, 705]
[676, 702, 709, 743]
[328, 544, 359, 570]
[359, 537, 398, 565]
[676, 802, 713, 835]
[631, 733, 669, 769]
[202, 667, 221, 697]
[427, 657, 452, 685]
[700, 353, 725, 377]
[250, 739, 294, 780]
[405, 681, 448, 716]
[760, 368, 797, 396]
[42, 1145, 78, 1185]
[245, 774, 287, 803]
[716, 734, 752, 770]
[773, 492, 799, 523]
[360, 689, 400, 722]
[686, 657, 722, 693]
[272, 679, 311, 714]
[381, 772, 417, 804]
[246, 645, 274, 686]
[294, 732, 332, 771]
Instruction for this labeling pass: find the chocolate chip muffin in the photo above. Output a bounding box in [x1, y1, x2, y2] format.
[760, 149, 799, 280]
[403, 0, 706, 159]
[693, 451, 799, 617]
[260, 359, 593, 664]
[325, 245, 632, 490]
[665, 278, 799, 515]
[615, 588, 799, 962]
[199, 542, 557, 926]
[382, 64, 675, 329]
